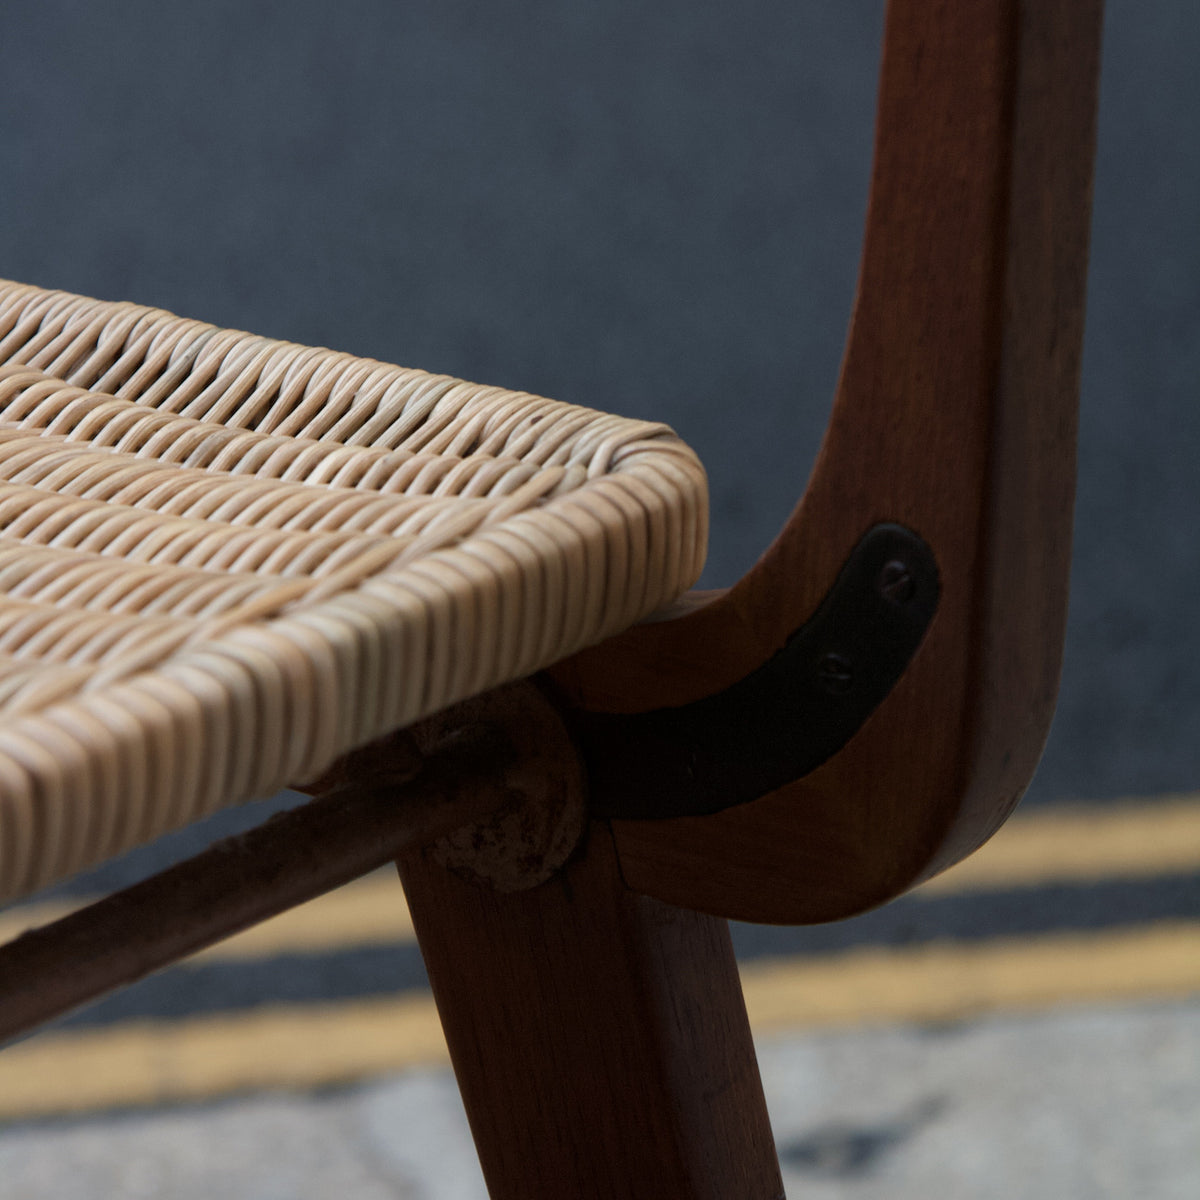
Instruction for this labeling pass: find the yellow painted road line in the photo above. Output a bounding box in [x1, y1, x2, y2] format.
[2, 795, 1198, 960]
[741, 921, 1200, 1031]
[0, 992, 446, 1121]
[0, 899, 79, 947]
[3, 921, 1199, 1121]
[193, 868, 415, 960]
[918, 793, 1200, 894]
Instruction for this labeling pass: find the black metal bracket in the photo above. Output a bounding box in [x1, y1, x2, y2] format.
[572, 523, 940, 820]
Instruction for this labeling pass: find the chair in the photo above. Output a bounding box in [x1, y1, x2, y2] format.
[0, 2, 1103, 1196]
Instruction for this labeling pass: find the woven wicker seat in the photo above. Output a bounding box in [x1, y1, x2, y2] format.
[0, 279, 707, 902]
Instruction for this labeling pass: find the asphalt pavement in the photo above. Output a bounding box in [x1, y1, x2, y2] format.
[3, 1000, 1198, 1199]
[0, 2, 1197, 1196]
[1, 1, 1195, 815]
[1, 797, 1197, 1196]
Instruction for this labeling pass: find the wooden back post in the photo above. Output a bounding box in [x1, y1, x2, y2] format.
[400, 2, 1104, 1197]
[554, 0, 1105, 923]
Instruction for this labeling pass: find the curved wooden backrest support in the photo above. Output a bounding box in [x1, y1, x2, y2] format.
[551, 0, 1105, 923]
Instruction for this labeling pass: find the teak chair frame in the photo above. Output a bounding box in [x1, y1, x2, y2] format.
[1, 1, 1103, 1196]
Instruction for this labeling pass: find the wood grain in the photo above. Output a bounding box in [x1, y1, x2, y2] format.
[549, 0, 1104, 922]
[398, 823, 784, 1200]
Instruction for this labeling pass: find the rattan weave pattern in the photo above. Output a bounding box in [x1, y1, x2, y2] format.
[0, 281, 707, 902]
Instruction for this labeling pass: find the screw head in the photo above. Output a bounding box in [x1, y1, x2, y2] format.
[877, 559, 915, 605]
[818, 652, 854, 695]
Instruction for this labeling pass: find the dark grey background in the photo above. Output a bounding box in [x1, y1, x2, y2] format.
[1, 0, 1196, 837]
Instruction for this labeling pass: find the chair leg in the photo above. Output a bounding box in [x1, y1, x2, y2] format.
[397, 823, 785, 1200]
